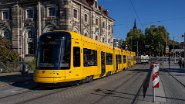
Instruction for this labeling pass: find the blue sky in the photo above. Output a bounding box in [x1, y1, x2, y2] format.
[98, 0, 185, 42]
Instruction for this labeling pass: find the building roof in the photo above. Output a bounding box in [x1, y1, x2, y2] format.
[76, 0, 94, 6]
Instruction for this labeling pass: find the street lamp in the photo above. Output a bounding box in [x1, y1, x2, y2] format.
[136, 41, 138, 56]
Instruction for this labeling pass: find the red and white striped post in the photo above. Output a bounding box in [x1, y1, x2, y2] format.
[152, 63, 160, 102]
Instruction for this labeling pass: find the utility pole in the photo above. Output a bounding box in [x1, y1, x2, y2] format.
[137, 41, 138, 56]
[38, 1, 42, 36]
[172, 37, 176, 63]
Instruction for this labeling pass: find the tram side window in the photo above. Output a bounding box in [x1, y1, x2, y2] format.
[123, 55, 126, 63]
[118, 55, 122, 64]
[73, 47, 80, 67]
[106, 53, 112, 65]
[83, 48, 97, 67]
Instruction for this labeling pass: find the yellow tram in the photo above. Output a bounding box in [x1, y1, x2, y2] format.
[34, 31, 136, 84]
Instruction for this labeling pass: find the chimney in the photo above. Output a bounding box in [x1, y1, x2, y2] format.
[103, 10, 109, 16]
[98, 6, 103, 12]
[86, 0, 95, 6]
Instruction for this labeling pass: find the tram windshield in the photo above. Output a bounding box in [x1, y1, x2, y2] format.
[37, 32, 71, 69]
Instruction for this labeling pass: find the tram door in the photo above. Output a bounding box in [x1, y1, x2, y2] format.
[100, 52, 106, 77]
[116, 55, 118, 72]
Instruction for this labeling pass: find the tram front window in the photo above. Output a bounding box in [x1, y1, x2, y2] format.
[37, 32, 71, 69]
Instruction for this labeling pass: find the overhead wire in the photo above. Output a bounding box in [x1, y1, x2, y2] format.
[144, 17, 185, 26]
[129, 0, 144, 29]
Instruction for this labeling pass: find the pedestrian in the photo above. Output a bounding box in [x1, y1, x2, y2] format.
[168, 57, 171, 69]
[178, 58, 182, 69]
[182, 58, 185, 68]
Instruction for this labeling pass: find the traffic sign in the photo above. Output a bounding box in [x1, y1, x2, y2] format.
[165, 46, 169, 53]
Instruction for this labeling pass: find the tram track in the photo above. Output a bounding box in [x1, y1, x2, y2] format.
[0, 70, 140, 104]
[159, 61, 185, 88]
[91, 71, 141, 104]
[15, 72, 139, 104]
[0, 83, 74, 104]
[13, 87, 70, 104]
[0, 64, 151, 104]
[91, 64, 151, 104]
[165, 68, 185, 88]
[131, 64, 152, 104]
[0, 79, 34, 99]
[160, 66, 185, 104]
[0, 71, 136, 104]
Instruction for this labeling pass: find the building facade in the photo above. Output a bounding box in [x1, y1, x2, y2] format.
[0, 0, 114, 60]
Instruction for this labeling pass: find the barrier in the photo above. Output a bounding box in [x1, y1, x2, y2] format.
[152, 64, 159, 88]
[152, 63, 160, 102]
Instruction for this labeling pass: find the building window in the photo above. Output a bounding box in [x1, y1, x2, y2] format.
[102, 22, 105, 28]
[26, 8, 34, 19]
[96, 18, 98, 25]
[47, 7, 56, 17]
[108, 25, 111, 30]
[74, 9, 78, 18]
[95, 36, 98, 40]
[2, 10, 9, 20]
[0, 29, 11, 40]
[84, 33, 87, 36]
[27, 31, 35, 54]
[102, 38, 105, 43]
[84, 14, 88, 22]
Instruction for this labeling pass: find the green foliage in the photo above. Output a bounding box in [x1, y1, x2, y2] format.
[0, 37, 19, 63]
[26, 57, 36, 70]
[125, 25, 180, 56]
[126, 28, 145, 55]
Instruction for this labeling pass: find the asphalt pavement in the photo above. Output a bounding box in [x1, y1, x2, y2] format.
[0, 72, 33, 88]
[0, 62, 185, 104]
[160, 61, 185, 104]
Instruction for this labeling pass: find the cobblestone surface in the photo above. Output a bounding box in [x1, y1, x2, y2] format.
[0, 64, 157, 104]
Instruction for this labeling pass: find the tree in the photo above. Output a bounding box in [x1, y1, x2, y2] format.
[145, 25, 169, 56]
[125, 24, 180, 56]
[126, 28, 145, 55]
[0, 37, 19, 63]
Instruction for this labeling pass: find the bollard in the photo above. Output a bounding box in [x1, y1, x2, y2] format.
[152, 63, 160, 102]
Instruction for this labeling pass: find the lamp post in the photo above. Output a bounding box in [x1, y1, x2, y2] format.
[137, 41, 138, 56]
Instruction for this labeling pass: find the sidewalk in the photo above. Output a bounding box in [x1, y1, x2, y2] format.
[0, 72, 33, 88]
[161, 62, 185, 86]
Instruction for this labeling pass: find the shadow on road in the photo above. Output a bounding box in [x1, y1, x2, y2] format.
[90, 66, 153, 104]
[0, 73, 34, 89]
[142, 68, 152, 99]
[160, 67, 185, 74]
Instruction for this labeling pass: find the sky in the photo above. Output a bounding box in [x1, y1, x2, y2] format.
[98, 0, 185, 42]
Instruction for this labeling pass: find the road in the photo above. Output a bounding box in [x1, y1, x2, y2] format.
[1, 62, 185, 104]
[160, 63, 185, 104]
[0, 64, 152, 104]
